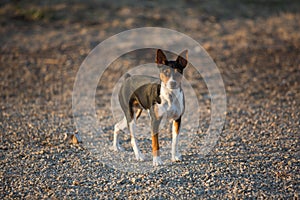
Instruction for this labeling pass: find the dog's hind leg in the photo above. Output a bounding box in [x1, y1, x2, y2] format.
[113, 117, 127, 152]
[129, 113, 145, 161]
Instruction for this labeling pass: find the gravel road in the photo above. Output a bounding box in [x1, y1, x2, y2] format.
[1, 0, 299, 199]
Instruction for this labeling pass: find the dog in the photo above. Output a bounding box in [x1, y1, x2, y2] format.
[113, 49, 188, 166]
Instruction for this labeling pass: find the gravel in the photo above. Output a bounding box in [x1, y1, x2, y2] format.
[1, 0, 299, 199]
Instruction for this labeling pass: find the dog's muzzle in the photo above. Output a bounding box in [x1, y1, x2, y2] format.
[169, 81, 178, 89]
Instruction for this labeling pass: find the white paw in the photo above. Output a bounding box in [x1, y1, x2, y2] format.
[172, 153, 182, 162]
[112, 145, 124, 152]
[153, 156, 163, 166]
[135, 153, 145, 161]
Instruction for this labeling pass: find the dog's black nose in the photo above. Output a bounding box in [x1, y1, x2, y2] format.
[169, 81, 177, 89]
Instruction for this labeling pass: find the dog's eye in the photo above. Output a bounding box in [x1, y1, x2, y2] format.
[163, 69, 170, 76]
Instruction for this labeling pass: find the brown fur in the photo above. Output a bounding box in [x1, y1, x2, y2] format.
[173, 119, 181, 134]
[152, 134, 159, 156]
[159, 72, 170, 85]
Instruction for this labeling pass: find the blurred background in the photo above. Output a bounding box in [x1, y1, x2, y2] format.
[1, 0, 299, 109]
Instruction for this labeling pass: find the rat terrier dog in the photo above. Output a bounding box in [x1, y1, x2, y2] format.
[113, 49, 188, 166]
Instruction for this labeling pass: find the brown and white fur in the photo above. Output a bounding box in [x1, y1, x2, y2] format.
[113, 49, 188, 166]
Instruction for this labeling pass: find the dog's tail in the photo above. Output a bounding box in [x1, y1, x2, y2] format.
[123, 73, 131, 80]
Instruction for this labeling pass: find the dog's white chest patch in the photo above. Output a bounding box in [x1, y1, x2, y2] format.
[156, 87, 184, 119]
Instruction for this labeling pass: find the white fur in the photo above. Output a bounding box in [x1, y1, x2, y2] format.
[171, 126, 182, 162]
[112, 117, 127, 152]
[129, 119, 145, 161]
[153, 156, 163, 166]
[156, 82, 184, 120]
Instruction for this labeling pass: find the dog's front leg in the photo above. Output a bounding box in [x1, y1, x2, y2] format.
[172, 117, 182, 162]
[150, 109, 163, 166]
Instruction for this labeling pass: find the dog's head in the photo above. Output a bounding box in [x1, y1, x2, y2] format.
[155, 49, 188, 89]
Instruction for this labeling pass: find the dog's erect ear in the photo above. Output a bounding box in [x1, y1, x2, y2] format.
[176, 50, 188, 68]
[156, 49, 167, 65]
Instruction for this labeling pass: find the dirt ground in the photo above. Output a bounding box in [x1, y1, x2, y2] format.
[1, 0, 299, 199]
